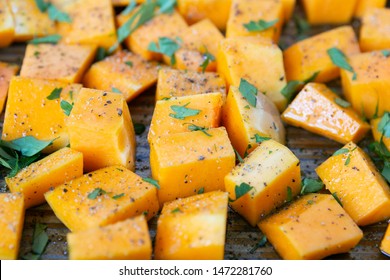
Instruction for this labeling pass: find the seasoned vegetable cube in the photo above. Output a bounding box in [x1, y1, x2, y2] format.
[284, 26, 360, 83]
[154, 191, 228, 260]
[68, 215, 152, 260]
[83, 50, 158, 102]
[6, 147, 83, 209]
[258, 194, 363, 260]
[2, 77, 82, 152]
[381, 223, 390, 257]
[225, 140, 301, 226]
[0, 193, 24, 260]
[302, 0, 357, 25]
[354, 0, 386, 18]
[0, 62, 19, 113]
[66, 88, 136, 172]
[45, 166, 159, 232]
[20, 44, 97, 83]
[316, 142, 390, 226]
[150, 127, 235, 205]
[0, 0, 14, 47]
[281, 83, 370, 144]
[360, 8, 390, 52]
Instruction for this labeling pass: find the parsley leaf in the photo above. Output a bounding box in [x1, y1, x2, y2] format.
[252, 134, 271, 143]
[95, 47, 108, 62]
[382, 161, 390, 183]
[157, 0, 177, 14]
[171, 207, 181, 213]
[333, 148, 349, 156]
[22, 223, 49, 260]
[121, 0, 137, 16]
[142, 177, 160, 189]
[286, 186, 293, 202]
[332, 192, 343, 206]
[334, 97, 351, 108]
[29, 34, 62, 45]
[112, 193, 125, 200]
[148, 37, 181, 65]
[239, 78, 258, 107]
[112, 87, 122, 94]
[134, 123, 146, 135]
[46, 88, 62, 100]
[200, 49, 215, 73]
[197, 187, 205, 194]
[244, 19, 278, 32]
[249, 235, 267, 254]
[281, 71, 319, 102]
[230, 182, 254, 202]
[293, 15, 310, 39]
[169, 103, 201, 120]
[60, 100, 73, 116]
[34, 0, 50, 12]
[327, 47, 356, 80]
[125, 61, 133, 67]
[11, 136, 55, 157]
[186, 123, 211, 136]
[378, 112, 390, 138]
[87, 188, 107, 199]
[300, 178, 324, 195]
[233, 148, 244, 164]
[47, 4, 71, 23]
[382, 50, 390, 58]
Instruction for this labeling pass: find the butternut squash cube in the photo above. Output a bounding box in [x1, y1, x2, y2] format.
[371, 117, 390, 151]
[301, 0, 357, 25]
[148, 92, 223, 142]
[281, 0, 296, 21]
[20, 44, 97, 83]
[56, 0, 117, 49]
[83, 50, 158, 102]
[8, 0, 56, 42]
[2, 77, 82, 152]
[0, 62, 19, 113]
[68, 215, 152, 260]
[226, 0, 284, 43]
[156, 68, 226, 101]
[154, 191, 228, 260]
[177, 0, 232, 30]
[360, 8, 390, 52]
[66, 88, 136, 172]
[316, 142, 390, 226]
[381, 223, 390, 257]
[354, 0, 386, 18]
[45, 166, 159, 232]
[222, 86, 285, 157]
[6, 147, 83, 209]
[0, 0, 14, 47]
[284, 26, 360, 83]
[150, 127, 235, 205]
[225, 140, 301, 227]
[117, 9, 188, 60]
[0, 193, 24, 260]
[340, 50, 390, 119]
[281, 83, 370, 144]
[217, 36, 287, 112]
[258, 194, 363, 260]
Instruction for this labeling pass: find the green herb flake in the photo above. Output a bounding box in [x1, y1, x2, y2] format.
[171, 207, 181, 214]
[382, 50, 390, 58]
[34, 51, 40, 58]
[121, 0, 137, 16]
[142, 177, 160, 189]
[333, 148, 349, 156]
[112, 193, 125, 200]
[197, 187, 205, 194]
[281, 72, 319, 102]
[34, 0, 50, 12]
[125, 61, 133, 67]
[286, 186, 293, 202]
[186, 123, 211, 136]
[169, 102, 201, 120]
[29, 34, 62, 45]
[378, 112, 390, 138]
[157, 0, 177, 14]
[142, 211, 149, 216]
[233, 148, 244, 164]
[249, 235, 267, 254]
[22, 223, 49, 260]
[293, 15, 310, 36]
[11, 136, 55, 157]
[239, 78, 258, 107]
[335, 97, 351, 108]
[345, 154, 352, 166]
[47, 4, 71, 23]
[332, 192, 343, 206]
[244, 19, 278, 32]
[134, 123, 146, 135]
[300, 178, 324, 195]
[253, 134, 271, 144]
[148, 37, 181, 65]
[307, 200, 314, 205]
[230, 182, 254, 202]
[46, 88, 62, 100]
[60, 100, 73, 116]
[200, 49, 215, 73]
[95, 47, 107, 62]
[87, 188, 107, 200]
[111, 87, 122, 94]
[327, 47, 356, 79]
[382, 161, 390, 183]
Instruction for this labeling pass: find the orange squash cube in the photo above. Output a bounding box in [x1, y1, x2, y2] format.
[360, 8, 390, 52]
[0, 62, 19, 113]
[281, 83, 370, 144]
[258, 194, 363, 260]
[66, 88, 136, 172]
[284, 26, 360, 83]
[68, 215, 152, 260]
[2, 77, 82, 152]
[45, 166, 159, 232]
[0, 0, 14, 47]
[302, 0, 357, 25]
[83, 50, 158, 102]
[20, 44, 97, 83]
[156, 68, 226, 101]
[226, 0, 284, 43]
[154, 191, 228, 260]
[354, 0, 386, 18]
[341, 50, 390, 119]
[316, 142, 390, 226]
[112, 0, 145, 5]
[222, 86, 285, 157]
[371, 117, 390, 151]
[218, 36, 287, 112]
[381, 223, 390, 257]
[225, 140, 301, 226]
[150, 127, 235, 205]
[0, 193, 24, 260]
[148, 92, 223, 142]
[6, 147, 83, 209]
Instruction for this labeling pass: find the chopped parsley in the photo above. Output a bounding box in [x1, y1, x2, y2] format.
[239, 78, 258, 107]
[148, 37, 181, 65]
[60, 100, 73, 116]
[244, 19, 278, 32]
[46, 88, 62, 100]
[200, 48, 215, 73]
[169, 103, 201, 120]
[22, 223, 49, 260]
[29, 34, 62, 45]
[300, 178, 324, 195]
[186, 124, 211, 136]
[229, 182, 254, 202]
[142, 177, 160, 189]
[334, 97, 351, 108]
[87, 188, 107, 199]
[327, 47, 357, 80]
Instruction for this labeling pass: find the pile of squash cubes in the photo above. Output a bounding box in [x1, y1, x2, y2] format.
[0, 0, 390, 260]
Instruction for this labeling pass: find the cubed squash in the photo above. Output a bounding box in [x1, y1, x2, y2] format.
[226, 0, 284, 43]
[354, 0, 386, 18]
[117, 9, 188, 60]
[281, 83, 370, 144]
[150, 127, 235, 205]
[281, 0, 296, 21]
[258, 194, 363, 260]
[316, 142, 390, 226]
[156, 68, 226, 101]
[0, 193, 24, 260]
[371, 116, 390, 151]
[55, 0, 117, 49]
[67, 215, 152, 260]
[0, 0, 14, 47]
[45, 166, 159, 232]
[20, 44, 97, 83]
[112, 0, 145, 6]
[177, 0, 232, 30]
[225, 140, 301, 227]
[148, 92, 223, 142]
[83, 50, 158, 102]
[0, 62, 19, 113]
[154, 191, 228, 260]
[284, 26, 360, 83]
[217, 36, 287, 112]
[302, 0, 357, 25]
[360, 8, 390, 52]
[66, 88, 136, 172]
[8, 0, 56, 42]
[340, 50, 390, 119]
[6, 147, 83, 209]
[2, 77, 82, 152]
[222, 86, 285, 157]
[381, 223, 390, 257]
